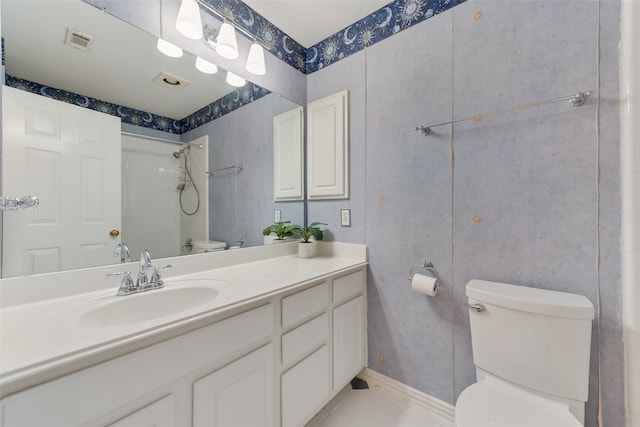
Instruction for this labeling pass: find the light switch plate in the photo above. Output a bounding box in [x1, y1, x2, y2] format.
[341, 209, 351, 227]
[274, 209, 281, 222]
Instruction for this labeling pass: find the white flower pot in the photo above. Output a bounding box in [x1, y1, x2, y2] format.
[264, 235, 287, 245]
[298, 241, 316, 258]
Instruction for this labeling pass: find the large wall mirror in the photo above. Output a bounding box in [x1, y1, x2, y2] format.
[1, 0, 305, 278]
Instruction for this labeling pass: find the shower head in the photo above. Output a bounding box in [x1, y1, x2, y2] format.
[176, 183, 186, 191]
[172, 145, 191, 159]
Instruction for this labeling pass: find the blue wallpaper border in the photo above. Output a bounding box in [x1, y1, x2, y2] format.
[202, 0, 466, 74]
[180, 82, 271, 133]
[6, 75, 270, 135]
[201, 0, 308, 73]
[305, 0, 466, 73]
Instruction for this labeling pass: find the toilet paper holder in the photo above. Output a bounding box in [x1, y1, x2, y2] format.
[409, 261, 440, 284]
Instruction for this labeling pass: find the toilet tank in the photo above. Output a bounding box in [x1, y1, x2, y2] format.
[466, 279, 594, 402]
[193, 240, 226, 253]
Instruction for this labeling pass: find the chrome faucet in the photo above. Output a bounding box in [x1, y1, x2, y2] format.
[113, 243, 131, 263]
[140, 249, 152, 271]
[137, 249, 152, 288]
[108, 249, 171, 296]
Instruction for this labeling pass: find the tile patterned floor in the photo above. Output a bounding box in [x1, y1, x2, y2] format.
[305, 381, 453, 427]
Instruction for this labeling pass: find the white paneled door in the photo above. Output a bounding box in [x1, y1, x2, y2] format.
[2, 86, 121, 277]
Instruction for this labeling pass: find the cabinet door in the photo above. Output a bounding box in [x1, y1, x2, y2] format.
[108, 395, 175, 427]
[193, 344, 274, 427]
[307, 90, 349, 199]
[333, 295, 365, 389]
[273, 106, 304, 201]
[281, 345, 330, 427]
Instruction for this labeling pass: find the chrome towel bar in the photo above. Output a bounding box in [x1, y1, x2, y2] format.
[415, 90, 593, 136]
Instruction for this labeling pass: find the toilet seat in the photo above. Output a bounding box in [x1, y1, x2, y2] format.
[455, 377, 583, 427]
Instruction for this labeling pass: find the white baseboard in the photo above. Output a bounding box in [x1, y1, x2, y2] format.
[357, 368, 455, 422]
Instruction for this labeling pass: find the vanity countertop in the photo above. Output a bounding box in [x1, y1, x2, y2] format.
[0, 242, 367, 399]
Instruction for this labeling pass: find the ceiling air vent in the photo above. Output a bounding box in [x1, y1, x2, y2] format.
[64, 28, 95, 52]
[152, 71, 190, 91]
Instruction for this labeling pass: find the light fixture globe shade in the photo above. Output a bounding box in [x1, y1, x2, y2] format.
[157, 38, 183, 58]
[195, 56, 218, 74]
[176, 0, 203, 39]
[216, 22, 239, 59]
[245, 43, 266, 75]
[226, 71, 246, 87]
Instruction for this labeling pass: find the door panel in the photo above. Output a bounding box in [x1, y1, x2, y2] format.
[2, 86, 121, 277]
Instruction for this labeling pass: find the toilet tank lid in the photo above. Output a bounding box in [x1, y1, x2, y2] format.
[466, 279, 594, 320]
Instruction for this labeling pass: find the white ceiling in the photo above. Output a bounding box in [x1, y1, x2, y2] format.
[1, 0, 232, 120]
[243, 0, 390, 47]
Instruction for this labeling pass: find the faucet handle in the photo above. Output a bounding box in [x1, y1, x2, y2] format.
[149, 264, 172, 289]
[107, 271, 135, 296]
[136, 270, 149, 289]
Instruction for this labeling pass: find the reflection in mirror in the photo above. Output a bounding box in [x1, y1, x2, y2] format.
[1, 0, 304, 278]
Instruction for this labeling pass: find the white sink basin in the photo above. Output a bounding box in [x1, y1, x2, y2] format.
[76, 279, 230, 328]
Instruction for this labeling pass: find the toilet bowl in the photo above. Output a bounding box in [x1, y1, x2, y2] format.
[192, 240, 226, 253]
[455, 375, 583, 427]
[454, 279, 594, 427]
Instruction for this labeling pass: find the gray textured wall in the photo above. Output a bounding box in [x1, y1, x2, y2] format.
[307, 1, 624, 426]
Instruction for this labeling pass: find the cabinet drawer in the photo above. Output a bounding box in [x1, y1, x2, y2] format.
[282, 282, 328, 329]
[333, 269, 364, 305]
[281, 345, 330, 427]
[282, 313, 328, 367]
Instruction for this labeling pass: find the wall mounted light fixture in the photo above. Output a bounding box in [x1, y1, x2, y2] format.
[245, 43, 266, 75]
[175, 0, 268, 81]
[216, 21, 239, 59]
[157, 38, 183, 58]
[195, 56, 218, 74]
[175, 0, 203, 40]
[226, 71, 246, 87]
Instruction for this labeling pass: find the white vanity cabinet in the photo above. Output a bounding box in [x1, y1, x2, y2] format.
[1, 264, 367, 427]
[1, 304, 274, 427]
[332, 270, 366, 389]
[280, 268, 366, 427]
[193, 344, 275, 427]
[108, 395, 176, 427]
[281, 282, 331, 427]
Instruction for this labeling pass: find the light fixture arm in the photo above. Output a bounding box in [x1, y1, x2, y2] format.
[194, 0, 270, 51]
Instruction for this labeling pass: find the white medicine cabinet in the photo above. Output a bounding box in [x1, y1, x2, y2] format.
[273, 106, 304, 201]
[306, 90, 349, 200]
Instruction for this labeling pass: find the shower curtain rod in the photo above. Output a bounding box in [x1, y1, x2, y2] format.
[415, 90, 593, 136]
[206, 164, 244, 176]
[121, 132, 203, 149]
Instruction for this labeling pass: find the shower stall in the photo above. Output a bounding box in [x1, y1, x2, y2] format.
[120, 133, 209, 261]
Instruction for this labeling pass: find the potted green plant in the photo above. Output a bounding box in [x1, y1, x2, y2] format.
[262, 221, 299, 244]
[290, 222, 327, 258]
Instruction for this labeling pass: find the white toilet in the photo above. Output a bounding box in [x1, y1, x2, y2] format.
[192, 240, 226, 253]
[455, 279, 595, 427]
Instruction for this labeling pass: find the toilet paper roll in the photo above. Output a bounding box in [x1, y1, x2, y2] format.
[411, 273, 438, 296]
